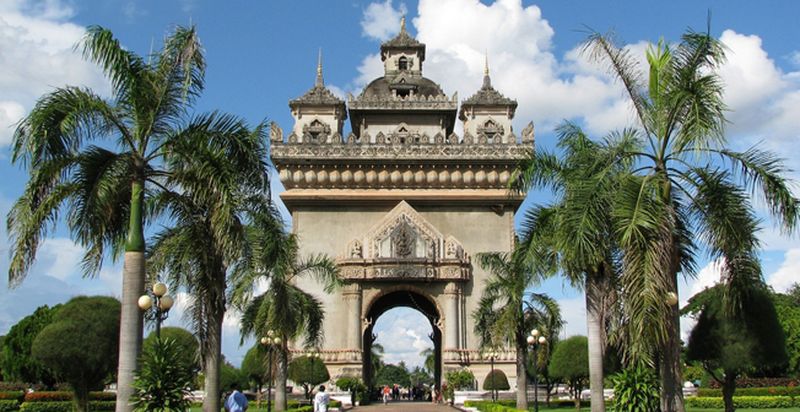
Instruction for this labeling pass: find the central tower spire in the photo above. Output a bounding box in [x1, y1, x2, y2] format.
[316, 48, 324, 87]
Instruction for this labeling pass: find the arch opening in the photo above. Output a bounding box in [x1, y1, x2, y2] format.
[363, 290, 442, 391]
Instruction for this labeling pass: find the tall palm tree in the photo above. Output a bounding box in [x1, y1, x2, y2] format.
[6, 26, 220, 411]
[420, 347, 435, 376]
[584, 28, 799, 411]
[513, 122, 631, 412]
[235, 212, 340, 412]
[146, 122, 269, 412]
[473, 248, 559, 410]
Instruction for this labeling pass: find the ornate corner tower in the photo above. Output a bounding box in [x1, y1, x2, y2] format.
[270, 20, 535, 391]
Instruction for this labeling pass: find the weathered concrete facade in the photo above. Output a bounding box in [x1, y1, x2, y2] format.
[270, 19, 533, 390]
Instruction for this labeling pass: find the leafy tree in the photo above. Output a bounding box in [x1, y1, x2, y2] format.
[583, 26, 799, 412]
[445, 368, 475, 390]
[219, 360, 248, 397]
[241, 345, 272, 407]
[0, 305, 59, 387]
[335, 376, 365, 405]
[131, 338, 193, 412]
[375, 364, 410, 387]
[143, 327, 200, 378]
[772, 288, 800, 376]
[482, 369, 509, 390]
[288, 356, 330, 400]
[514, 122, 624, 412]
[685, 285, 787, 412]
[236, 209, 340, 411]
[409, 366, 433, 387]
[31, 296, 120, 412]
[473, 246, 559, 410]
[549, 336, 589, 409]
[6, 24, 262, 411]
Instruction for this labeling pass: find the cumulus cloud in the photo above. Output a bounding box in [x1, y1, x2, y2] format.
[767, 248, 800, 293]
[373, 307, 433, 368]
[717, 30, 800, 171]
[361, 0, 407, 41]
[0, 0, 110, 147]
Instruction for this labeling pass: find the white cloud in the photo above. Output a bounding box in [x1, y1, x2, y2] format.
[0, 0, 110, 147]
[557, 296, 586, 339]
[679, 260, 723, 338]
[353, 0, 631, 136]
[373, 307, 433, 368]
[766, 248, 800, 293]
[361, 0, 407, 41]
[716, 30, 800, 173]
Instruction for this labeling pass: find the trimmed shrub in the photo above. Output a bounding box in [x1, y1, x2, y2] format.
[0, 400, 19, 412]
[708, 377, 799, 388]
[482, 370, 510, 391]
[0, 385, 25, 392]
[686, 396, 800, 408]
[88, 401, 115, 411]
[19, 401, 72, 412]
[22, 393, 71, 403]
[697, 386, 800, 397]
[0, 393, 23, 403]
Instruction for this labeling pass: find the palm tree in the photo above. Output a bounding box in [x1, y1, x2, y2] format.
[6, 25, 219, 411]
[420, 348, 435, 376]
[583, 28, 799, 411]
[473, 248, 560, 410]
[513, 122, 630, 412]
[146, 125, 269, 412]
[372, 343, 386, 377]
[235, 211, 340, 412]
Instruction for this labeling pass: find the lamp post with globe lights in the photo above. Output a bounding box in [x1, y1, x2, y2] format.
[261, 331, 282, 412]
[137, 281, 174, 339]
[527, 329, 547, 412]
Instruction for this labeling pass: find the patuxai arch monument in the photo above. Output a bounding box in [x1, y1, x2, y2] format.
[269, 20, 534, 390]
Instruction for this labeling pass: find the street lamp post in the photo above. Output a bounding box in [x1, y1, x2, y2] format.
[483, 351, 499, 402]
[261, 330, 282, 412]
[526, 329, 547, 412]
[137, 282, 174, 339]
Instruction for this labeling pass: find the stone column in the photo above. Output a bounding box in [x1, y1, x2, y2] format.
[443, 282, 461, 361]
[342, 283, 363, 351]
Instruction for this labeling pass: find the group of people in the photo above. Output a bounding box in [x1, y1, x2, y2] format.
[224, 384, 331, 412]
[380, 383, 444, 404]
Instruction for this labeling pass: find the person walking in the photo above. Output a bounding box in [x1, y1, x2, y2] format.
[314, 385, 330, 412]
[224, 383, 248, 412]
[382, 385, 391, 405]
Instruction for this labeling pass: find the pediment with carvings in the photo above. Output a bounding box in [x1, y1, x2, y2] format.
[338, 201, 471, 282]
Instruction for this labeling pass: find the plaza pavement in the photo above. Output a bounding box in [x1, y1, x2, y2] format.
[350, 401, 459, 411]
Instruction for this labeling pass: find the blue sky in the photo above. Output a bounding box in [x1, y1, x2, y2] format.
[1, 0, 799, 369]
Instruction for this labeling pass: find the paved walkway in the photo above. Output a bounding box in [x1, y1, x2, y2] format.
[352, 401, 459, 412]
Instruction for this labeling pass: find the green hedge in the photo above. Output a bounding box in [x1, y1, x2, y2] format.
[686, 396, 800, 408]
[0, 393, 24, 403]
[0, 400, 20, 412]
[19, 402, 72, 412]
[697, 386, 800, 397]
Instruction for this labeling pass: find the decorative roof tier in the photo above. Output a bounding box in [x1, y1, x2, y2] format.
[459, 57, 517, 120]
[380, 16, 425, 61]
[288, 50, 346, 114]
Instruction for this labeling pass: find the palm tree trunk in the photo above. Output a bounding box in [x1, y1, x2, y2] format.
[660, 302, 685, 412]
[202, 307, 223, 412]
[516, 344, 528, 410]
[116, 180, 146, 412]
[586, 274, 606, 412]
[275, 348, 289, 411]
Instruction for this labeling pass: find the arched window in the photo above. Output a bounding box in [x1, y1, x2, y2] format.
[398, 56, 408, 71]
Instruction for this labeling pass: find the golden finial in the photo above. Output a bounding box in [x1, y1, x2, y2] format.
[484, 50, 489, 76]
[315, 48, 324, 87]
[400, 15, 406, 33]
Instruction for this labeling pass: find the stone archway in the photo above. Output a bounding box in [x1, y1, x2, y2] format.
[361, 289, 443, 387]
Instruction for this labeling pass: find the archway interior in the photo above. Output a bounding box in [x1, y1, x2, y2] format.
[363, 290, 442, 391]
